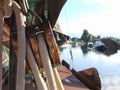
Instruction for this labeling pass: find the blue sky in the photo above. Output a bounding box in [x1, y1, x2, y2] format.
[58, 0, 120, 38]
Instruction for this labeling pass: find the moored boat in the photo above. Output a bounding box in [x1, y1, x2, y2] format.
[62, 60, 101, 90]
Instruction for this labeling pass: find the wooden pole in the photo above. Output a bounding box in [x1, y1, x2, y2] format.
[3, 0, 12, 18]
[9, 35, 17, 90]
[26, 39, 48, 90]
[44, 21, 61, 66]
[43, 21, 64, 90]
[0, 5, 4, 90]
[18, 0, 29, 15]
[28, 32, 43, 71]
[53, 68, 64, 90]
[13, 1, 26, 90]
[37, 34, 57, 90]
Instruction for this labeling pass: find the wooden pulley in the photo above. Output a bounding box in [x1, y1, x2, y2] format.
[3, 0, 12, 18]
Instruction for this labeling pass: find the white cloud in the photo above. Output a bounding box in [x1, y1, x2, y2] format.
[94, 0, 120, 7]
[101, 76, 120, 90]
[59, 0, 120, 37]
[61, 4, 120, 37]
[83, 0, 91, 3]
[83, 0, 120, 8]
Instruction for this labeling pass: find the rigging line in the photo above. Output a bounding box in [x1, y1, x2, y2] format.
[64, 3, 76, 69]
[64, 4, 70, 34]
[58, 4, 71, 42]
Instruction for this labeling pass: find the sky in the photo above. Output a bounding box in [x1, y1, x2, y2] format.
[58, 0, 120, 38]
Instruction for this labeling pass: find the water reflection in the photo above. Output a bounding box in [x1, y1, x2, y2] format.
[101, 75, 120, 90]
[81, 45, 88, 54]
[59, 45, 120, 90]
[80, 44, 118, 56]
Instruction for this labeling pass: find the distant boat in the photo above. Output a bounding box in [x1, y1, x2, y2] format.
[94, 41, 106, 52]
[87, 42, 94, 49]
[94, 39, 119, 56]
[62, 60, 101, 90]
[61, 43, 71, 48]
[71, 68, 101, 90]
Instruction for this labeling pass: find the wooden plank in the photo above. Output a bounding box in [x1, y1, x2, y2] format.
[57, 66, 89, 90]
[8, 30, 17, 90]
[78, 68, 101, 89]
[53, 67, 65, 90]
[26, 39, 48, 90]
[0, 7, 4, 90]
[43, 21, 61, 66]
[18, 0, 29, 15]
[37, 34, 57, 90]
[3, 0, 12, 18]
[27, 31, 43, 71]
[13, 1, 26, 90]
[71, 69, 101, 90]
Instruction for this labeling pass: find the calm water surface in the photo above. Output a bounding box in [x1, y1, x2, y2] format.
[60, 45, 120, 90]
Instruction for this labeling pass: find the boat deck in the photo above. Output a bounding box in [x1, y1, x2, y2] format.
[57, 65, 90, 90]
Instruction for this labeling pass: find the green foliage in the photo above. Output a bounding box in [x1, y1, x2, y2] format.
[80, 29, 101, 43]
[78, 40, 86, 46]
[108, 37, 120, 42]
[79, 29, 120, 47]
[80, 29, 89, 42]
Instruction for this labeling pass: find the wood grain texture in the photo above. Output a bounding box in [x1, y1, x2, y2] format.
[26, 39, 48, 90]
[37, 34, 57, 90]
[0, 8, 4, 90]
[13, 1, 26, 90]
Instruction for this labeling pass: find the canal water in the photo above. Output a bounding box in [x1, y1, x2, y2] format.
[59, 45, 120, 90]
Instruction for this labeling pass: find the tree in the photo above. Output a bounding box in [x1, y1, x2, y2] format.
[81, 29, 89, 42]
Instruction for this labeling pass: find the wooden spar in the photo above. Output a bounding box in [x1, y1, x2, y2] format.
[3, 0, 12, 18]
[8, 35, 17, 90]
[26, 39, 48, 90]
[44, 21, 61, 66]
[71, 69, 101, 90]
[53, 68, 65, 90]
[27, 31, 43, 71]
[13, 1, 26, 90]
[78, 68, 101, 89]
[37, 34, 57, 90]
[18, 0, 29, 15]
[0, 6, 4, 90]
[43, 21, 64, 89]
